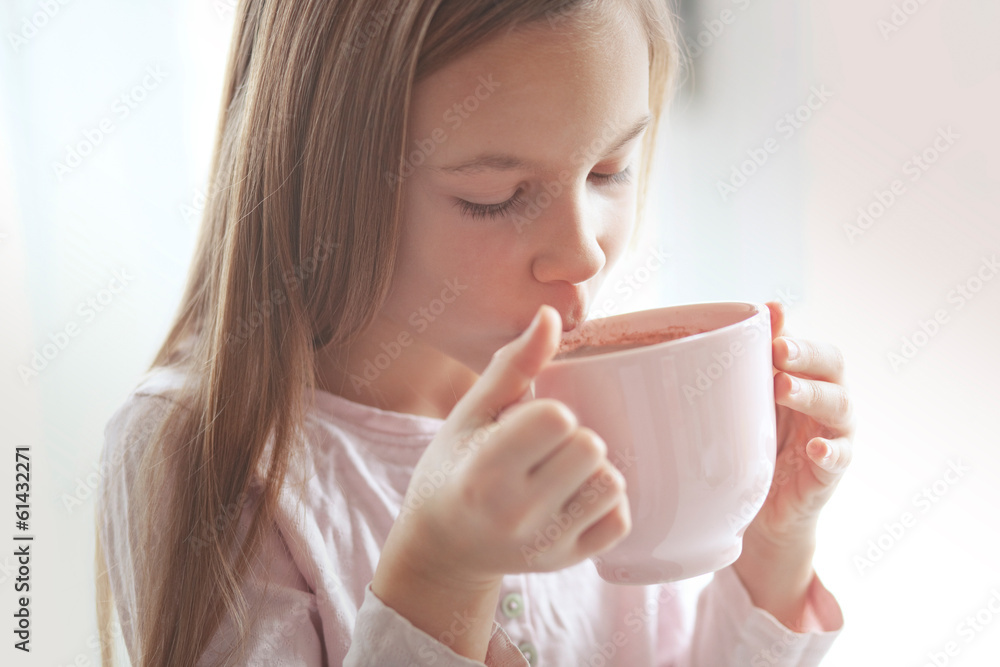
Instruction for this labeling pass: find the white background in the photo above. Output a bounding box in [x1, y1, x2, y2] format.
[1, 1, 998, 665]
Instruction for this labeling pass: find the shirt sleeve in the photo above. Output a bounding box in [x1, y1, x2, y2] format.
[343, 584, 529, 667]
[99, 389, 325, 667]
[672, 565, 844, 667]
[195, 518, 326, 666]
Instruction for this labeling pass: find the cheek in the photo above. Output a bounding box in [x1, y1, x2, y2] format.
[601, 190, 639, 266]
[394, 184, 514, 304]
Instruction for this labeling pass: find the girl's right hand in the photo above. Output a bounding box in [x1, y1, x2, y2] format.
[371, 305, 630, 648]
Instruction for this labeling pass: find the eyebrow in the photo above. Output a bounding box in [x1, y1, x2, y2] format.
[434, 112, 653, 175]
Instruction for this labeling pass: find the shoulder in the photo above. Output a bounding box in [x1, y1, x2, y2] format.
[97, 366, 196, 658]
[104, 366, 192, 439]
[101, 365, 193, 483]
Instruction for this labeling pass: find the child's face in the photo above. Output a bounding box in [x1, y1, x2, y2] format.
[386, 10, 651, 373]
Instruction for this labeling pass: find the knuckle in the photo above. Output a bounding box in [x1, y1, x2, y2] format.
[604, 502, 632, 538]
[830, 344, 846, 375]
[533, 398, 578, 434]
[803, 379, 821, 408]
[796, 338, 814, 366]
[834, 387, 853, 425]
[602, 463, 627, 496]
[573, 427, 607, 461]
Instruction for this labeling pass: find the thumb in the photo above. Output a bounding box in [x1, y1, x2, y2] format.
[451, 304, 562, 428]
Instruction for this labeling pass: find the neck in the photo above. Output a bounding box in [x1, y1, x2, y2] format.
[314, 314, 479, 420]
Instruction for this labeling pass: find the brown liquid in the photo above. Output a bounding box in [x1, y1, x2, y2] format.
[555, 326, 701, 360]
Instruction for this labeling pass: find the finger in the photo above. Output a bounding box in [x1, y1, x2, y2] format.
[575, 486, 631, 557]
[775, 373, 855, 432]
[450, 304, 560, 428]
[561, 463, 628, 538]
[527, 426, 608, 507]
[517, 462, 628, 568]
[805, 435, 853, 484]
[764, 301, 786, 339]
[774, 337, 846, 384]
[481, 398, 580, 473]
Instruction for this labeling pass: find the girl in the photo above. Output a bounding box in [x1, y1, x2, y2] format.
[96, 0, 854, 665]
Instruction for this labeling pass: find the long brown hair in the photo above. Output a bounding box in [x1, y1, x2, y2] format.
[95, 1, 684, 665]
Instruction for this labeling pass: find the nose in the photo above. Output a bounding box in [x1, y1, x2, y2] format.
[529, 185, 607, 286]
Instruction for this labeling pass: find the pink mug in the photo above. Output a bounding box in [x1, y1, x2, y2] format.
[533, 302, 776, 584]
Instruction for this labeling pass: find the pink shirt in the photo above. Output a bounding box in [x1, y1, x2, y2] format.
[98, 366, 843, 666]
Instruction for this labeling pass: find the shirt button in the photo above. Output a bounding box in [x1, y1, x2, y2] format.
[501, 592, 525, 619]
[518, 641, 538, 666]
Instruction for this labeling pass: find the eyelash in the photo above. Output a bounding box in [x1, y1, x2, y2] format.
[455, 166, 635, 220]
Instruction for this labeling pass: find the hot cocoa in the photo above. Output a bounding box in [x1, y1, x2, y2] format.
[555, 325, 703, 360]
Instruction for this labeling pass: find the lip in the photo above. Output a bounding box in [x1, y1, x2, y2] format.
[558, 306, 586, 332]
[514, 294, 588, 336]
[514, 312, 581, 335]
[557, 294, 588, 333]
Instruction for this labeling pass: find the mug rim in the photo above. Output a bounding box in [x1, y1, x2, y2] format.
[549, 301, 768, 367]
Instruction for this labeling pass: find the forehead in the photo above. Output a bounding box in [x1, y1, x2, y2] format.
[407, 12, 651, 169]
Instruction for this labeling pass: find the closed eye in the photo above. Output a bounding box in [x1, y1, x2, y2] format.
[454, 192, 527, 220]
[454, 166, 635, 221]
[589, 165, 634, 186]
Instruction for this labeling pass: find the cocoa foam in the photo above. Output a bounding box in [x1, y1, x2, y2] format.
[555, 323, 705, 360]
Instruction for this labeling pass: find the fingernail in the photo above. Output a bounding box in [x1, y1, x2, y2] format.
[809, 439, 829, 463]
[788, 376, 801, 395]
[785, 338, 799, 361]
[819, 446, 832, 466]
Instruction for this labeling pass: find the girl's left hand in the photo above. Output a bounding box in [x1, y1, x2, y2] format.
[747, 300, 857, 546]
